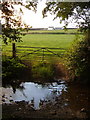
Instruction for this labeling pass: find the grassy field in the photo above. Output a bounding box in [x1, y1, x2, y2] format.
[18, 34, 75, 48]
[2, 29, 82, 61]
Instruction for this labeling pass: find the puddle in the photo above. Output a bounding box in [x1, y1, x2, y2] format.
[1, 81, 67, 109]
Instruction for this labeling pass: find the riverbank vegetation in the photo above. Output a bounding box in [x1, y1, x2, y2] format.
[2, 57, 29, 84]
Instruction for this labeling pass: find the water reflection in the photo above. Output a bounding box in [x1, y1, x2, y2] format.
[1, 81, 67, 109]
[2, 79, 24, 93]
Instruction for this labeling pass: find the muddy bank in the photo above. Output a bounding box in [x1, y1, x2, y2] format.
[2, 83, 89, 119]
[2, 95, 89, 119]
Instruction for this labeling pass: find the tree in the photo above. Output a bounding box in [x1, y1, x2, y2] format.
[0, 1, 37, 44]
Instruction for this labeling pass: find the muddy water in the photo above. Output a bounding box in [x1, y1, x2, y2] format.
[1, 81, 67, 109]
[1, 81, 90, 114]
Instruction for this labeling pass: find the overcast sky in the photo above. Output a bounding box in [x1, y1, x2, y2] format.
[21, 0, 77, 28]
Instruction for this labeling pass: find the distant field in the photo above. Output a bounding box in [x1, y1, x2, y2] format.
[24, 28, 81, 34]
[2, 29, 82, 60]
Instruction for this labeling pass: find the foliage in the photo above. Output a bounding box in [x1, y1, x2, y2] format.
[43, 2, 90, 31]
[1, 1, 37, 44]
[2, 56, 27, 80]
[65, 35, 89, 82]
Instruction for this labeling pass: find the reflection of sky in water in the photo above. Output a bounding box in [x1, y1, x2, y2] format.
[2, 82, 67, 109]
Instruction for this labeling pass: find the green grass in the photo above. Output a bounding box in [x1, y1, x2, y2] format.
[18, 34, 75, 48]
[2, 29, 82, 61]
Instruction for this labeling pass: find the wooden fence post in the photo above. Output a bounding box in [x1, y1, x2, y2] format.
[12, 43, 16, 58]
[42, 48, 45, 62]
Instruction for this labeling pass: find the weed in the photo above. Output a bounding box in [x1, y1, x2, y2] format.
[32, 62, 55, 82]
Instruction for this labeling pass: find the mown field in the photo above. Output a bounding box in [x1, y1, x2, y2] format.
[2, 29, 82, 61]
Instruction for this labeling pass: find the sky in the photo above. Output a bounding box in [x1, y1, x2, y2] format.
[21, 0, 77, 28]
[0, 0, 78, 28]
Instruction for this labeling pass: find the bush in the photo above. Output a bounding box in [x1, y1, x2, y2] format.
[65, 35, 89, 83]
[2, 57, 27, 80]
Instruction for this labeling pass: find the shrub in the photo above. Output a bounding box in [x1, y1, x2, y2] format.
[65, 35, 89, 83]
[2, 57, 27, 80]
